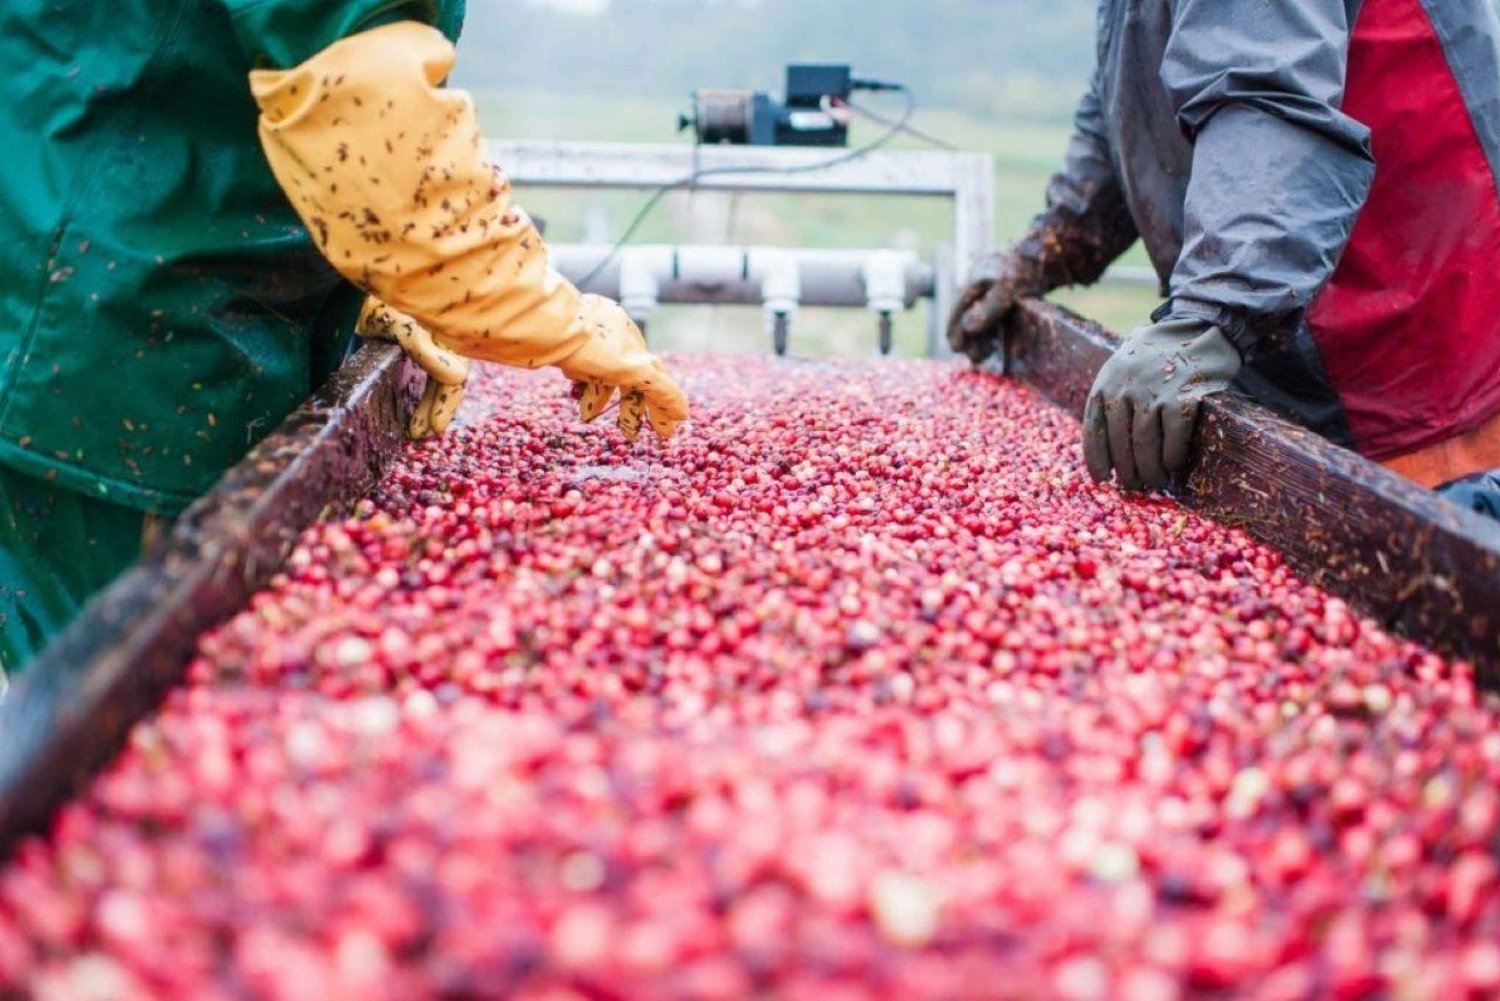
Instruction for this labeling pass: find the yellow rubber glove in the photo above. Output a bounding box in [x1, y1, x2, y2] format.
[357, 298, 469, 440]
[250, 21, 687, 442]
[568, 294, 686, 441]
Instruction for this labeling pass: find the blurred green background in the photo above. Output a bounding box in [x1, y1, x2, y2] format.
[461, 0, 1161, 358]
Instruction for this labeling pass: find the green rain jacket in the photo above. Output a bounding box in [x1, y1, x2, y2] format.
[0, 0, 465, 517]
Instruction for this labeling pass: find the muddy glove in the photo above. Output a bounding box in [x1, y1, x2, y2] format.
[946, 247, 1048, 365]
[250, 22, 688, 442]
[1082, 318, 1242, 492]
[357, 299, 470, 440]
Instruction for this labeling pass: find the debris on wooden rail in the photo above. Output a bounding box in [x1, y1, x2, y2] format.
[1008, 299, 1500, 684]
[0, 345, 420, 854]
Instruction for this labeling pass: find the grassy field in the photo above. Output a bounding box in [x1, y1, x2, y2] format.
[476, 91, 1159, 357]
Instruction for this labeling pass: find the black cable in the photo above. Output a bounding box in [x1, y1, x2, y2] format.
[841, 97, 959, 151]
[576, 85, 919, 289]
[849, 76, 906, 93]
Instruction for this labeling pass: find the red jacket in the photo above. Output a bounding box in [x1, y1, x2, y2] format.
[1040, 0, 1500, 467]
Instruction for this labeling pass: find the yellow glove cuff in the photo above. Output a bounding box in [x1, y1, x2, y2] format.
[252, 22, 585, 366]
[252, 22, 688, 438]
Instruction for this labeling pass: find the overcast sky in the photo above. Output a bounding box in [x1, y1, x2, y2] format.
[459, 0, 1097, 123]
[523, 0, 611, 13]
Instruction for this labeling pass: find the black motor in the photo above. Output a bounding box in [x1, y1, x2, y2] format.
[679, 65, 898, 147]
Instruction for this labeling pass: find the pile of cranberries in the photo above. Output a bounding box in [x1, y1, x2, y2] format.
[2, 355, 1498, 1000]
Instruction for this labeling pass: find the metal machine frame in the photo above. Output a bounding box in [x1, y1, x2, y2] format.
[490, 140, 997, 357]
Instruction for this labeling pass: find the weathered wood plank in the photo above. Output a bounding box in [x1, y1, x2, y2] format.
[1008, 300, 1500, 682]
[0, 345, 420, 853]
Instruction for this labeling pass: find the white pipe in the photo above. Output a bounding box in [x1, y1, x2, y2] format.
[617, 247, 674, 324]
[755, 250, 802, 335]
[861, 250, 907, 314]
[679, 245, 747, 287]
[550, 245, 932, 309]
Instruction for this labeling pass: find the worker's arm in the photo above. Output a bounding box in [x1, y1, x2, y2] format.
[219, 0, 461, 68]
[1159, 0, 1374, 353]
[949, 71, 1140, 362]
[248, 21, 687, 441]
[1082, 0, 1372, 492]
[1029, 71, 1142, 290]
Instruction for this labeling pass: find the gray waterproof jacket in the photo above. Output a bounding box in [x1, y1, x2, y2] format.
[1033, 0, 1500, 460]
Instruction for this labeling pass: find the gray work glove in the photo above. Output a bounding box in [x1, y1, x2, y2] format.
[946, 247, 1047, 365]
[1082, 318, 1242, 492]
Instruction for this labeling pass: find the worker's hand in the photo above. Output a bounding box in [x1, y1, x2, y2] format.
[947, 247, 1046, 365]
[1082, 318, 1242, 492]
[251, 23, 689, 446]
[357, 299, 471, 441]
[563, 295, 689, 442]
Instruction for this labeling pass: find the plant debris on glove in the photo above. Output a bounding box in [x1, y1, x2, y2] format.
[357, 299, 471, 441]
[563, 295, 687, 443]
[251, 22, 688, 444]
[1083, 317, 1242, 492]
[946, 247, 1047, 365]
